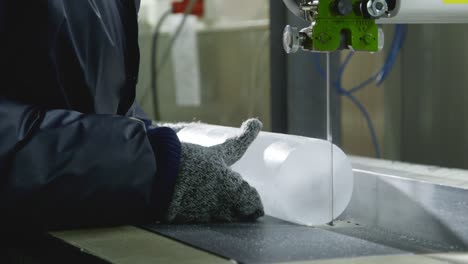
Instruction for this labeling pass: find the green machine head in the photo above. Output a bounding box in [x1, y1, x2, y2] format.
[282, 0, 398, 53]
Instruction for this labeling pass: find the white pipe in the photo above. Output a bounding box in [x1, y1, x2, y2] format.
[177, 123, 354, 226]
[378, 0, 468, 24]
[280, 0, 468, 24]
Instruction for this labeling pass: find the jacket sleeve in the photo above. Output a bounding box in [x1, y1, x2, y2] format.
[0, 100, 180, 231]
[135, 0, 141, 12]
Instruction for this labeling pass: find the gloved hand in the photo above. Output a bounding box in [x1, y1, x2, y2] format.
[165, 119, 264, 223]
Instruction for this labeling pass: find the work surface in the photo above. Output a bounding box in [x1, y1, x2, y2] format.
[48, 223, 468, 264]
[5, 157, 468, 263]
[142, 216, 462, 263]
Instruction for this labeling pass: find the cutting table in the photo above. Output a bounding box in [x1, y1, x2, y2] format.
[2, 157, 468, 264]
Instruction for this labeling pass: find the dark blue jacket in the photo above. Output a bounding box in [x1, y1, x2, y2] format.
[0, 0, 181, 230]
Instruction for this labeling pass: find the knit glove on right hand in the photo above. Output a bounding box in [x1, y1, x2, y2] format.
[165, 119, 264, 223]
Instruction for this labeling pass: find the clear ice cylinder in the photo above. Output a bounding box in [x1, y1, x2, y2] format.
[176, 123, 354, 226]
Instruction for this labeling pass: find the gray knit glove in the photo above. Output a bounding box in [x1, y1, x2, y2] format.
[165, 119, 264, 223]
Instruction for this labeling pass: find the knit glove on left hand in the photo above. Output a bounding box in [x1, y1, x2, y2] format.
[165, 119, 264, 223]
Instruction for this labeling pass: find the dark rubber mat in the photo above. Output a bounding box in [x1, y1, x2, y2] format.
[141, 216, 407, 263]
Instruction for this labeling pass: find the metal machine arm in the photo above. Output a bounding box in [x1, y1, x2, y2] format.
[282, 0, 468, 53]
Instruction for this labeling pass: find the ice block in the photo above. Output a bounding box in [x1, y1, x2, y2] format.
[177, 123, 354, 226]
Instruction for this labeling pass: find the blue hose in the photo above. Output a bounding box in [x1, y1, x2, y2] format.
[313, 25, 407, 158]
[340, 89, 382, 158]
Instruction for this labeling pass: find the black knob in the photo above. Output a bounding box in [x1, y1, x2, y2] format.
[335, 0, 353, 16]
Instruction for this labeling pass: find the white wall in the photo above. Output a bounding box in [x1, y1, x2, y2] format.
[139, 0, 269, 26]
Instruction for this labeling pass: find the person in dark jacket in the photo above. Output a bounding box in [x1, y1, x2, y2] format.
[0, 0, 263, 230]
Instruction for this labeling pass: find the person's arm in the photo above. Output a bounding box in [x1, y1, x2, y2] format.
[135, 0, 141, 12]
[0, 0, 182, 232]
[0, 99, 181, 231]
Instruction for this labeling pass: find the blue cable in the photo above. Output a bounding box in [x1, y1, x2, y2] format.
[333, 51, 382, 157]
[313, 51, 382, 157]
[338, 25, 407, 93]
[313, 25, 407, 158]
[313, 53, 327, 78]
[339, 89, 382, 158]
[377, 25, 407, 86]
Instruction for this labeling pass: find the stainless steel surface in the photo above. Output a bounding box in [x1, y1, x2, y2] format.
[339, 159, 468, 250]
[351, 156, 468, 189]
